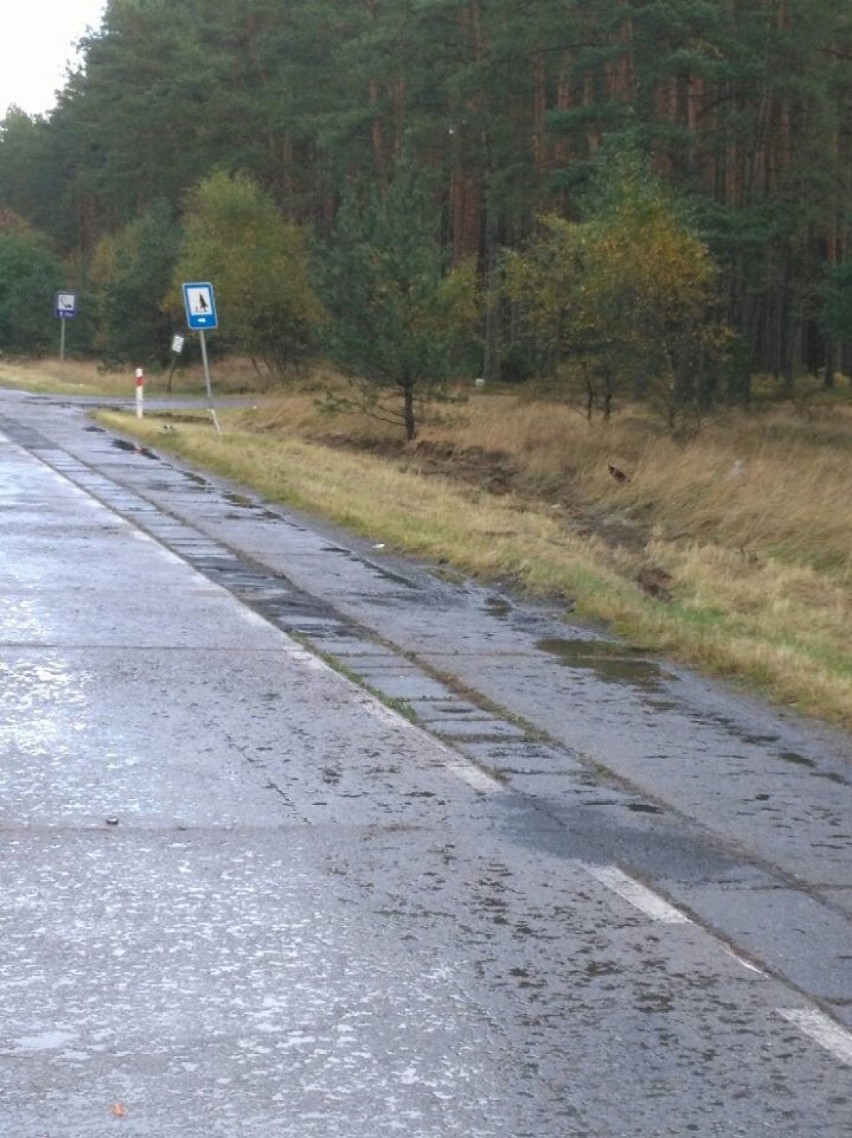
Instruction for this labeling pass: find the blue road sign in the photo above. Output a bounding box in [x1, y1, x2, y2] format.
[55, 291, 77, 319]
[183, 282, 218, 330]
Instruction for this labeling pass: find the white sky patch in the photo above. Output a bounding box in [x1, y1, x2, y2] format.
[0, 2, 106, 117]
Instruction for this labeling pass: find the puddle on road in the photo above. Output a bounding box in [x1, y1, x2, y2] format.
[484, 596, 513, 619]
[634, 989, 675, 1014]
[678, 708, 849, 784]
[814, 770, 849, 785]
[225, 490, 257, 509]
[183, 471, 212, 490]
[777, 750, 849, 786]
[536, 637, 666, 691]
[777, 749, 817, 769]
[739, 732, 780, 746]
[110, 438, 160, 461]
[584, 959, 621, 979]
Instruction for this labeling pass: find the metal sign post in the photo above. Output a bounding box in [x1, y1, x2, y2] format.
[198, 329, 220, 436]
[182, 282, 221, 435]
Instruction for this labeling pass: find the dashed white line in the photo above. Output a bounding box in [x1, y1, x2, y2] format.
[446, 760, 505, 795]
[581, 863, 692, 925]
[362, 700, 504, 792]
[778, 1008, 852, 1067]
[723, 946, 768, 977]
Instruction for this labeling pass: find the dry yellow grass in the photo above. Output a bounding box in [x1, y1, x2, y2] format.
[425, 393, 852, 578]
[0, 355, 265, 398]
[0, 357, 105, 395]
[3, 358, 850, 728]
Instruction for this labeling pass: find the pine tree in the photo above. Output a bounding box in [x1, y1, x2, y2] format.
[321, 155, 477, 440]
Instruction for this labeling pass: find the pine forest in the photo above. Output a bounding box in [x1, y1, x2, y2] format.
[0, 0, 850, 420]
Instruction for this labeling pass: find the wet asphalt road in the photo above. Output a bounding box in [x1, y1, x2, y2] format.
[0, 388, 850, 1136]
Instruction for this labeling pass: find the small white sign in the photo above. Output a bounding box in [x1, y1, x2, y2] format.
[171, 334, 185, 354]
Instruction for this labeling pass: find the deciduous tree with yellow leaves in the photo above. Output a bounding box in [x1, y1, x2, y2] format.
[505, 155, 731, 430]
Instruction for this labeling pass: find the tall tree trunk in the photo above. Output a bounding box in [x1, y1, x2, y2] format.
[401, 375, 416, 441]
[482, 201, 501, 383]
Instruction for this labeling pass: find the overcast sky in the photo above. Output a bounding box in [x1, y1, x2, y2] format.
[1, 1, 106, 117]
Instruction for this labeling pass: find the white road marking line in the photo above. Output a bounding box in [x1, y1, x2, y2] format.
[363, 698, 408, 729]
[363, 701, 504, 791]
[235, 605, 279, 630]
[336, 675, 505, 793]
[446, 761, 505, 795]
[723, 946, 768, 977]
[581, 863, 692, 925]
[778, 1008, 852, 1066]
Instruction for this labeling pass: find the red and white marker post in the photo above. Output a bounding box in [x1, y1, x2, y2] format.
[135, 367, 145, 419]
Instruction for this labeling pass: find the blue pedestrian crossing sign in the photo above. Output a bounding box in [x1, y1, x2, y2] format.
[182, 282, 218, 330]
